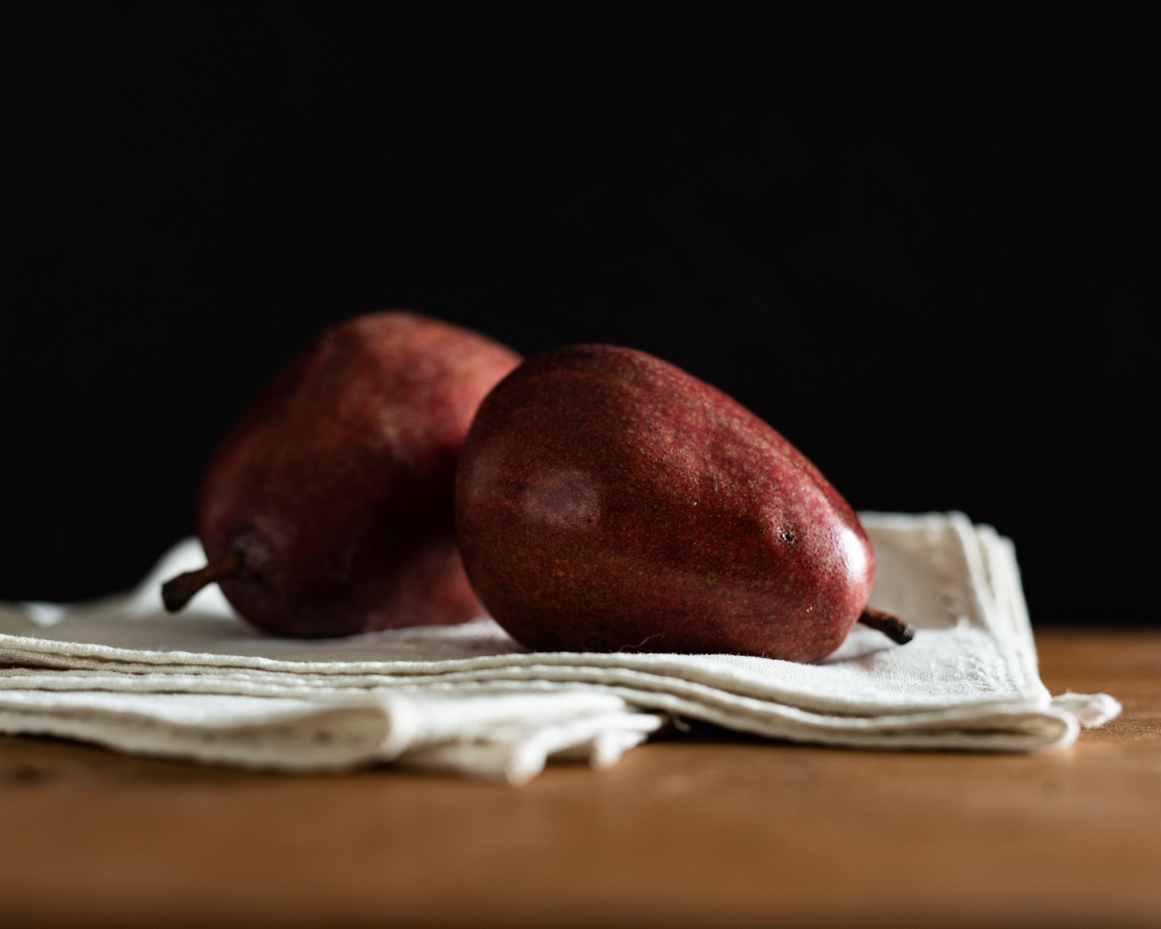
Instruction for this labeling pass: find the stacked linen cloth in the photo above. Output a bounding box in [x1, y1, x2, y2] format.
[0, 512, 1119, 785]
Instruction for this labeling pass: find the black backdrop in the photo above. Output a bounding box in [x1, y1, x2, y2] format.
[3, 10, 1153, 625]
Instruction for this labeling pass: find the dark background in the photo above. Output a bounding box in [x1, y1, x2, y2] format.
[3, 10, 1153, 624]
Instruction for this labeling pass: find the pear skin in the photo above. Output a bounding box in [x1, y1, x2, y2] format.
[178, 311, 520, 637]
[455, 344, 876, 662]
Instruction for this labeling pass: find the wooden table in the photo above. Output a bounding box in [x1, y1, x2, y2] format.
[2, 630, 1158, 928]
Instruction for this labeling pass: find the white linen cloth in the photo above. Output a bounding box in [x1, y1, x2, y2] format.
[0, 512, 1119, 784]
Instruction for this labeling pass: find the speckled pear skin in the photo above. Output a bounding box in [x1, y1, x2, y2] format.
[455, 345, 875, 662]
[199, 312, 521, 637]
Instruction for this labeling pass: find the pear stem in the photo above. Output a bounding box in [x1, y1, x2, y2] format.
[161, 553, 240, 613]
[858, 606, 916, 644]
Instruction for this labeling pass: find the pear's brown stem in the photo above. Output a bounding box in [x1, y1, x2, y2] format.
[162, 553, 241, 613]
[858, 606, 916, 645]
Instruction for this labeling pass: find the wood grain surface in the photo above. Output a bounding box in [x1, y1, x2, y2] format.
[2, 630, 1158, 929]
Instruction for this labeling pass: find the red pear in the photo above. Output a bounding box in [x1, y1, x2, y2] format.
[455, 344, 910, 661]
[164, 311, 521, 637]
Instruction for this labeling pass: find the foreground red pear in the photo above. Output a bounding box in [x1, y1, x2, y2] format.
[455, 345, 911, 661]
[163, 311, 521, 637]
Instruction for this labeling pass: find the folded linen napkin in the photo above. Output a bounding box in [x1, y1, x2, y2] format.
[0, 512, 1119, 784]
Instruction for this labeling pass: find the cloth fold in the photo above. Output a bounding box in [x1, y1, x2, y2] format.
[0, 512, 1118, 783]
